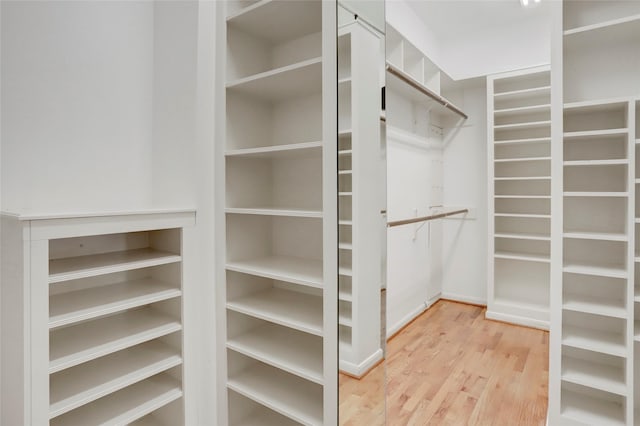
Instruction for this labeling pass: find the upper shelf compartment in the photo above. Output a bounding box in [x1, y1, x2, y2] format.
[563, 0, 640, 34]
[226, 0, 322, 82]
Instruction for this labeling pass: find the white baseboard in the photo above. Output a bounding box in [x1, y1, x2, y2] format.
[339, 348, 384, 378]
[485, 310, 549, 331]
[440, 291, 486, 306]
[387, 304, 428, 338]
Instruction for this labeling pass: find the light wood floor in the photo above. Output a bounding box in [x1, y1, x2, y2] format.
[340, 300, 549, 426]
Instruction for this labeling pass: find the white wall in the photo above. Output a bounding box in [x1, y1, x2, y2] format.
[1, 1, 155, 213]
[441, 81, 488, 304]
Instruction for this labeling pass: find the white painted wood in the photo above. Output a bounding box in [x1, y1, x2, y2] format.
[49, 373, 182, 426]
[226, 256, 322, 289]
[49, 340, 182, 418]
[227, 288, 322, 336]
[49, 278, 180, 328]
[227, 322, 323, 385]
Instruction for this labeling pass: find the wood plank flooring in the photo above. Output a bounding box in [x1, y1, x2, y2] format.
[340, 300, 549, 426]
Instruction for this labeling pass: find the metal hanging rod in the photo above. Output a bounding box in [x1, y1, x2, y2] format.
[385, 64, 469, 120]
[387, 209, 469, 228]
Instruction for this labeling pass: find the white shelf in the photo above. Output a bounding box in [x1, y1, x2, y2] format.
[227, 323, 323, 385]
[494, 137, 551, 145]
[338, 149, 352, 156]
[561, 387, 625, 426]
[494, 251, 550, 263]
[563, 192, 629, 198]
[563, 294, 626, 319]
[50, 340, 182, 418]
[338, 171, 352, 175]
[493, 85, 551, 101]
[494, 104, 551, 116]
[494, 121, 552, 131]
[564, 129, 628, 140]
[564, 159, 628, 166]
[338, 192, 352, 196]
[563, 263, 627, 279]
[494, 156, 551, 163]
[225, 207, 322, 218]
[232, 407, 301, 426]
[49, 308, 181, 374]
[226, 0, 321, 44]
[494, 232, 550, 241]
[226, 57, 322, 102]
[563, 231, 628, 242]
[50, 373, 182, 426]
[634, 321, 640, 342]
[339, 266, 353, 276]
[494, 213, 551, 219]
[562, 357, 626, 396]
[494, 195, 550, 199]
[225, 141, 322, 159]
[49, 249, 181, 284]
[564, 14, 640, 36]
[338, 242, 352, 250]
[494, 176, 551, 181]
[49, 279, 181, 329]
[227, 363, 322, 426]
[227, 288, 322, 336]
[562, 326, 626, 357]
[338, 290, 352, 302]
[338, 312, 352, 328]
[226, 256, 322, 289]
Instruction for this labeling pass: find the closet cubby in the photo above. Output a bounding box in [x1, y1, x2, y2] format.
[563, 0, 640, 33]
[561, 346, 627, 397]
[386, 26, 404, 70]
[561, 381, 626, 426]
[564, 197, 628, 236]
[564, 134, 628, 162]
[564, 164, 628, 193]
[220, 1, 335, 423]
[1, 210, 195, 425]
[488, 66, 552, 329]
[563, 274, 628, 318]
[563, 310, 627, 357]
[564, 238, 627, 277]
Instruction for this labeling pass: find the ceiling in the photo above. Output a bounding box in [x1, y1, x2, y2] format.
[404, 0, 551, 41]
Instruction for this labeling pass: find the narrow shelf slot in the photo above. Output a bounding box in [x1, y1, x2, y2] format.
[494, 137, 551, 146]
[49, 249, 181, 284]
[563, 294, 626, 319]
[50, 308, 181, 374]
[225, 208, 322, 218]
[494, 251, 550, 263]
[50, 374, 181, 426]
[560, 383, 625, 426]
[493, 86, 551, 100]
[227, 287, 322, 336]
[562, 354, 626, 397]
[226, 256, 322, 289]
[225, 141, 322, 159]
[227, 362, 322, 425]
[50, 340, 181, 419]
[494, 232, 550, 241]
[562, 325, 626, 357]
[49, 279, 181, 329]
[563, 232, 628, 242]
[564, 159, 628, 166]
[563, 263, 627, 279]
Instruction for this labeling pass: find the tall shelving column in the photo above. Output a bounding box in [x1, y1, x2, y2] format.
[218, 1, 337, 425]
[337, 18, 383, 378]
[550, 1, 640, 424]
[487, 66, 552, 330]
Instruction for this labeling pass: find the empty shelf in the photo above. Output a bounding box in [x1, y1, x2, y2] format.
[563, 263, 626, 279]
[49, 279, 181, 329]
[49, 248, 181, 283]
[225, 207, 322, 218]
[635, 321, 640, 342]
[494, 156, 551, 163]
[564, 159, 628, 166]
[561, 387, 625, 426]
[226, 256, 322, 288]
[227, 288, 322, 336]
[563, 231, 628, 242]
[562, 357, 626, 396]
[50, 307, 181, 374]
[338, 242, 352, 250]
[493, 86, 551, 101]
[232, 406, 301, 426]
[50, 373, 182, 426]
[563, 192, 628, 198]
[494, 121, 551, 131]
[225, 141, 322, 158]
[50, 340, 182, 418]
[338, 220, 353, 225]
[563, 294, 626, 319]
[338, 290, 352, 302]
[227, 323, 323, 384]
[494, 104, 551, 116]
[494, 232, 550, 241]
[562, 325, 626, 357]
[494, 137, 551, 145]
[339, 266, 353, 276]
[226, 58, 322, 102]
[227, 363, 322, 426]
[494, 251, 550, 263]
[495, 195, 550, 199]
[494, 176, 551, 181]
[564, 129, 628, 139]
[494, 213, 551, 219]
[338, 312, 352, 328]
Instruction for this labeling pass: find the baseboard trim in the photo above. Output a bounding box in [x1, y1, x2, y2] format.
[440, 292, 486, 307]
[339, 349, 384, 378]
[485, 310, 549, 331]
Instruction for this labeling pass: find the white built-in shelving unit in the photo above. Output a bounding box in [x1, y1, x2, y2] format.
[217, 1, 337, 424]
[549, 1, 640, 425]
[0, 210, 195, 425]
[337, 13, 383, 378]
[487, 66, 552, 330]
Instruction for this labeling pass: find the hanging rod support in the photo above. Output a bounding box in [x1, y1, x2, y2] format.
[387, 209, 469, 228]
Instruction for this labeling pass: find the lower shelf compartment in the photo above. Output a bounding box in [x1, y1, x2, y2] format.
[561, 347, 626, 396]
[50, 339, 182, 418]
[561, 382, 626, 426]
[229, 390, 300, 426]
[227, 360, 323, 425]
[50, 373, 182, 426]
